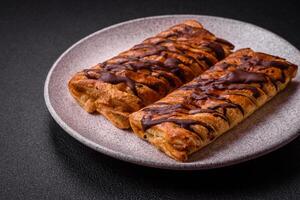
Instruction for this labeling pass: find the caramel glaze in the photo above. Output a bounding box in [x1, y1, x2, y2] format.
[83, 23, 233, 104]
[140, 54, 295, 140]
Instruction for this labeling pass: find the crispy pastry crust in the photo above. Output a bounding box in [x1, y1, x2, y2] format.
[129, 48, 298, 161]
[68, 20, 234, 128]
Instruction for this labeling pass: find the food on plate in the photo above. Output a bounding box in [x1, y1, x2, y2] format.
[68, 20, 234, 129]
[129, 48, 298, 161]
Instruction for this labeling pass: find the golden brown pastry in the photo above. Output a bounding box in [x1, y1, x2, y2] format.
[68, 20, 234, 129]
[129, 48, 298, 161]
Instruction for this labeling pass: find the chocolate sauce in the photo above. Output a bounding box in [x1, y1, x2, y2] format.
[181, 69, 266, 98]
[261, 60, 290, 70]
[105, 64, 129, 71]
[83, 25, 231, 100]
[203, 42, 225, 60]
[99, 72, 137, 95]
[239, 56, 291, 84]
[157, 72, 177, 87]
[198, 56, 214, 66]
[190, 92, 244, 115]
[142, 116, 214, 134]
[220, 69, 266, 84]
[140, 56, 292, 134]
[164, 57, 181, 68]
[155, 41, 213, 69]
[215, 84, 262, 98]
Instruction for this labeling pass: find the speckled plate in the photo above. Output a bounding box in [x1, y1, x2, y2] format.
[44, 15, 300, 170]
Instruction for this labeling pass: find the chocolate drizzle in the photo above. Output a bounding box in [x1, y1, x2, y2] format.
[219, 69, 266, 84]
[100, 72, 137, 95]
[140, 54, 293, 138]
[85, 70, 138, 95]
[180, 69, 266, 99]
[239, 56, 291, 84]
[202, 41, 225, 60]
[83, 23, 232, 98]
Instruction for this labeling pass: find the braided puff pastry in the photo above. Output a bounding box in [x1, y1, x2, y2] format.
[129, 48, 298, 161]
[68, 20, 234, 129]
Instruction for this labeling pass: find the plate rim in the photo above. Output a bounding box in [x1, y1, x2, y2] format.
[44, 14, 300, 170]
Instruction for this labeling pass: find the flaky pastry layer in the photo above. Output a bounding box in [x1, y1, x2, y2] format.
[68, 20, 234, 128]
[129, 48, 298, 161]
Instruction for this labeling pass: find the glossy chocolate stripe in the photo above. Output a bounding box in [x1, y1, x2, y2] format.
[100, 72, 137, 95]
[131, 43, 211, 70]
[202, 41, 225, 60]
[190, 92, 245, 115]
[239, 56, 293, 83]
[181, 69, 267, 98]
[83, 24, 231, 99]
[87, 43, 215, 95]
[142, 116, 214, 136]
[140, 62, 282, 132]
[141, 98, 231, 132]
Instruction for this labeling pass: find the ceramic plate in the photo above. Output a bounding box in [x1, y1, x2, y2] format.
[44, 15, 300, 170]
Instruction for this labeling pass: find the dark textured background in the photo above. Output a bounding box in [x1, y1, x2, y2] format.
[1, 0, 300, 199]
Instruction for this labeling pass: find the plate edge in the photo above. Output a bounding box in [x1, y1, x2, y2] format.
[44, 14, 300, 170]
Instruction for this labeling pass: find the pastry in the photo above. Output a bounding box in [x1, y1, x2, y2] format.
[68, 20, 234, 128]
[129, 48, 298, 161]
